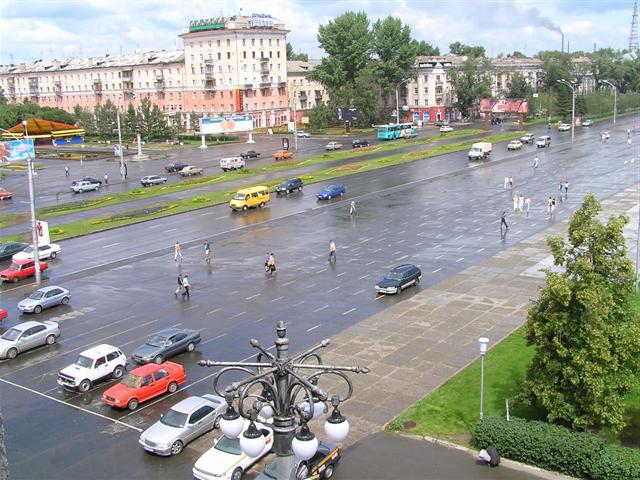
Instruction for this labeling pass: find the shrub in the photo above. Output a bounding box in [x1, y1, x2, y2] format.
[49, 227, 65, 235]
[472, 416, 640, 480]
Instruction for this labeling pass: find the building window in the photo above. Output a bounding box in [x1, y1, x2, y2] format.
[252, 51, 256, 59]
[218, 52, 221, 60]
[260, 39, 263, 46]
[217, 40, 221, 47]
[277, 51, 280, 58]
[227, 52, 231, 60]
[243, 51, 246, 59]
[269, 51, 273, 58]
[242, 39, 246, 46]
[251, 39, 255, 46]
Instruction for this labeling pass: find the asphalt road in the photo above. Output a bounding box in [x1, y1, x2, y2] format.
[0, 117, 637, 479]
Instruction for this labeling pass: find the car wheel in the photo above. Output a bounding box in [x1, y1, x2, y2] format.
[286, 189, 290, 194]
[170, 440, 184, 456]
[50, 252, 57, 259]
[299, 186, 302, 191]
[259, 202, 265, 208]
[231, 468, 243, 480]
[112, 365, 125, 379]
[167, 381, 178, 394]
[79, 379, 91, 393]
[154, 355, 164, 364]
[6, 348, 18, 360]
[61, 297, 69, 305]
[324, 464, 335, 479]
[186, 342, 196, 352]
[340, 192, 344, 196]
[128, 398, 139, 411]
[12, 277, 18, 283]
[46, 334, 57, 345]
[415, 277, 421, 285]
[242, 205, 248, 211]
[327, 195, 332, 200]
[34, 305, 42, 314]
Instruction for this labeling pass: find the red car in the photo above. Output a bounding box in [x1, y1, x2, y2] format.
[102, 361, 186, 410]
[0, 309, 7, 322]
[0, 259, 48, 283]
[0, 188, 12, 200]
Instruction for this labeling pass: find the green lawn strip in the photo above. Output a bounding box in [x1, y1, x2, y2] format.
[0, 162, 46, 171]
[0, 131, 523, 242]
[0, 213, 28, 228]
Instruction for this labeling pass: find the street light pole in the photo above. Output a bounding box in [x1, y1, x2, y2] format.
[292, 85, 298, 152]
[115, 103, 126, 179]
[478, 337, 489, 419]
[199, 321, 369, 480]
[21, 121, 42, 285]
[602, 80, 617, 127]
[557, 79, 575, 143]
[395, 78, 410, 125]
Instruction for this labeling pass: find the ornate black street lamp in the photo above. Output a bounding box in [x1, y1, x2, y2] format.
[199, 321, 369, 479]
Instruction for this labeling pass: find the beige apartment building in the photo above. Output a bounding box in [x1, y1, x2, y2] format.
[286, 61, 328, 122]
[0, 14, 290, 129]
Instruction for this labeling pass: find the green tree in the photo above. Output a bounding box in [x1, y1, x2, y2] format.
[308, 104, 334, 130]
[507, 72, 534, 98]
[413, 40, 440, 56]
[124, 103, 138, 138]
[448, 57, 492, 117]
[286, 42, 309, 62]
[73, 105, 96, 135]
[521, 193, 640, 431]
[370, 16, 418, 101]
[449, 41, 485, 58]
[189, 112, 201, 132]
[148, 103, 170, 139]
[94, 100, 117, 137]
[352, 67, 382, 127]
[555, 84, 573, 121]
[508, 51, 527, 58]
[39, 106, 75, 125]
[536, 51, 573, 91]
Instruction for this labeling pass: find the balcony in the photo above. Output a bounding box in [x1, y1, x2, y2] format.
[122, 81, 134, 95]
[260, 82, 271, 88]
[298, 92, 307, 100]
[121, 68, 133, 80]
[54, 81, 63, 97]
[154, 78, 165, 91]
[92, 80, 103, 94]
[205, 79, 216, 90]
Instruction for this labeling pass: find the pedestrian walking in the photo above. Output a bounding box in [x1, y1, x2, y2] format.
[181, 275, 191, 298]
[512, 194, 519, 213]
[500, 211, 509, 234]
[551, 197, 557, 217]
[563, 181, 569, 195]
[508, 177, 514, 190]
[628, 137, 632, 146]
[65, 166, 70, 177]
[546, 197, 553, 215]
[518, 194, 524, 213]
[174, 241, 183, 262]
[349, 200, 356, 215]
[627, 128, 631, 140]
[533, 157, 539, 169]
[174, 274, 183, 297]
[328, 240, 336, 262]
[104, 173, 108, 185]
[264, 253, 270, 271]
[503, 176, 509, 189]
[558, 181, 564, 194]
[266, 253, 276, 275]
[524, 197, 531, 217]
[204, 240, 211, 265]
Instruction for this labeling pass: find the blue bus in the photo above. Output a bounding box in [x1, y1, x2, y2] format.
[376, 123, 416, 140]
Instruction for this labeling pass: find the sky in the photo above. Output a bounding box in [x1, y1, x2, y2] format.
[0, 0, 635, 65]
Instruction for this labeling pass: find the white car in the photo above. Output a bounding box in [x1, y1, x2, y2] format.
[12, 244, 61, 261]
[71, 180, 100, 193]
[193, 420, 273, 480]
[558, 123, 571, 131]
[507, 140, 523, 150]
[57, 344, 127, 392]
[295, 131, 311, 138]
[582, 119, 593, 127]
[439, 125, 454, 133]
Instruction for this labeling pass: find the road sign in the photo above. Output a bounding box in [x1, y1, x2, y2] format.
[282, 138, 289, 150]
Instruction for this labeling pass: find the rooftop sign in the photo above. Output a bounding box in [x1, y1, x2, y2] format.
[189, 18, 225, 32]
[250, 13, 273, 28]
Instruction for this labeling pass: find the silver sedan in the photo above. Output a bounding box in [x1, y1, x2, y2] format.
[139, 394, 227, 456]
[18, 286, 70, 314]
[0, 320, 61, 359]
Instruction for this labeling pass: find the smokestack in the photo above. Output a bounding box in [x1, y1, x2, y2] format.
[561, 33, 564, 52]
[594, 42, 597, 52]
[567, 41, 570, 54]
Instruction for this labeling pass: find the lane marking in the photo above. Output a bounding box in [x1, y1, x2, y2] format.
[337, 272, 346, 277]
[200, 212, 215, 216]
[162, 228, 177, 233]
[200, 332, 228, 346]
[184, 304, 199, 311]
[0, 378, 142, 432]
[327, 286, 340, 293]
[316, 268, 327, 273]
[455, 234, 463, 240]
[283, 280, 295, 286]
[397, 255, 408, 261]
[148, 224, 164, 229]
[307, 324, 321, 332]
[245, 293, 261, 300]
[476, 248, 485, 253]
[342, 308, 356, 315]
[434, 244, 442, 248]
[432, 268, 442, 273]
[353, 289, 365, 295]
[435, 254, 444, 259]
[313, 305, 329, 313]
[101, 243, 120, 249]
[270, 296, 285, 303]
[206, 308, 221, 315]
[358, 274, 370, 280]
[215, 215, 227, 220]
[230, 311, 246, 320]
[365, 261, 376, 265]
[456, 257, 465, 262]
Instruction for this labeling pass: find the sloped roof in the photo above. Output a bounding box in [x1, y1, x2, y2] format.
[1, 118, 84, 139]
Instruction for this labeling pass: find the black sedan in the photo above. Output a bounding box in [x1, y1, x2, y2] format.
[131, 328, 201, 364]
[375, 264, 422, 295]
[165, 162, 189, 173]
[352, 140, 370, 148]
[240, 150, 260, 159]
[71, 176, 102, 186]
[0, 242, 28, 261]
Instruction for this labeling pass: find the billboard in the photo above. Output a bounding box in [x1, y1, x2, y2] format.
[200, 115, 253, 134]
[0, 139, 35, 163]
[336, 107, 358, 122]
[36, 220, 50, 246]
[479, 98, 529, 114]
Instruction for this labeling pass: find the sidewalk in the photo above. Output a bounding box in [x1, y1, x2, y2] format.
[314, 185, 639, 443]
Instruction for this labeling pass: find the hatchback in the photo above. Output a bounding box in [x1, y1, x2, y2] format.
[375, 264, 422, 295]
[18, 286, 70, 314]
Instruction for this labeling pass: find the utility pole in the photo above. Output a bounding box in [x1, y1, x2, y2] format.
[602, 80, 617, 127]
[23, 120, 41, 285]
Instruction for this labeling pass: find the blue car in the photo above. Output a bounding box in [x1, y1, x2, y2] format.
[316, 184, 346, 200]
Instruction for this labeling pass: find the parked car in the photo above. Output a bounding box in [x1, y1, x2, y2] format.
[132, 328, 201, 365]
[295, 131, 311, 138]
[434, 120, 445, 127]
[141, 175, 168, 187]
[582, 119, 594, 127]
[18, 286, 70, 314]
[273, 150, 293, 160]
[439, 125, 454, 133]
[165, 162, 189, 173]
[257, 441, 341, 480]
[275, 178, 303, 194]
[240, 150, 260, 159]
[375, 264, 422, 295]
[316, 184, 346, 200]
[0, 320, 60, 360]
[352, 139, 370, 148]
[139, 394, 227, 456]
[0, 242, 28, 261]
[71, 180, 101, 193]
[536, 135, 552, 148]
[220, 156, 245, 171]
[57, 344, 126, 392]
[0, 259, 48, 283]
[507, 140, 523, 150]
[558, 123, 571, 131]
[520, 133, 535, 144]
[325, 142, 343, 151]
[102, 361, 187, 411]
[12, 243, 61, 261]
[0, 188, 13, 200]
[0, 309, 7, 322]
[193, 420, 273, 480]
[71, 177, 102, 186]
[179, 166, 204, 176]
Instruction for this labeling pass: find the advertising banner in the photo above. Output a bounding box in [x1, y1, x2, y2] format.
[36, 220, 50, 246]
[0, 139, 35, 163]
[200, 115, 253, 134]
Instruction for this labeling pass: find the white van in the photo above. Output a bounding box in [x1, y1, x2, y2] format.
[536, 136, 551, 148]
[220, 156, 245, 171]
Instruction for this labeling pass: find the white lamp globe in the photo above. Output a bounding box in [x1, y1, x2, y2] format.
[324, 417, 349, 442]
[219, 410, 244, 439]
[258, 403, 274, 420]
[301, 399, 326, 420]
[292, 424, 319, 461]
[240, 421, 267, 458]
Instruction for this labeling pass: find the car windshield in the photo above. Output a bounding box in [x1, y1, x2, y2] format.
[1, 329, 21, 341]
[28, 290, 46, 300]
[232, 193, 246, 201]
[146, 334, 168, 347]
[74, 354, 93, 368]
[23, 246, 34, 254]
[8, 264, 21, 271]
[384, 272, 404, 281]
[214, 436, 242, 455]
[120, 373, 142, 388]
[160, 409, 188, 428]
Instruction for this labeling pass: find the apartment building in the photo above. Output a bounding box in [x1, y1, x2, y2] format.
[0, 14, 290, 129]
[287, 61, 328, 121]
